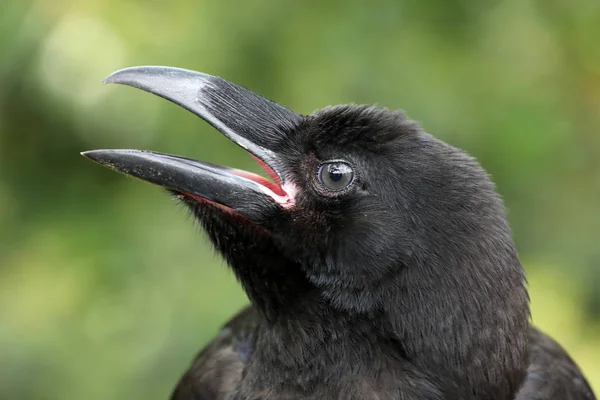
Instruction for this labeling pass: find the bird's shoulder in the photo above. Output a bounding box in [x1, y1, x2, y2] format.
[170, 306, 260, 400]
[516, 326, 595, 400]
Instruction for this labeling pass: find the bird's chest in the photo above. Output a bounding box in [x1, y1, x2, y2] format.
[231, 373, 402, 400]
[229, 341, 440, 400]
[225, 313, 443, 400]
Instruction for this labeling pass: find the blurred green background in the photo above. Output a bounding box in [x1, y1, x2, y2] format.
[1, 0, 599, 398]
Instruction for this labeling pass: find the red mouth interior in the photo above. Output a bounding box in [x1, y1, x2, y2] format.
[251, 155, 281, 188]
[183, 154, 290, 209]
[227, 155, 287, 198]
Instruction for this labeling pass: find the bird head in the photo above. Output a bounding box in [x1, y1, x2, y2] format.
[84, 66, 525, 313]
[84, 66, 527, 311]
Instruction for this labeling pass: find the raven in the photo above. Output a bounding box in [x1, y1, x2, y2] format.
[83, 66, 596, 400]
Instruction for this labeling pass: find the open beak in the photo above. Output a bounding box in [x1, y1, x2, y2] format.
[82, 66, 303, 220]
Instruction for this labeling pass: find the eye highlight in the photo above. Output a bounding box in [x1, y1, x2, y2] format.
[317, 161, 355, 192]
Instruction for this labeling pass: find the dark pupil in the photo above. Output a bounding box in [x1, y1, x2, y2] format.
[329, 167, 343, 182]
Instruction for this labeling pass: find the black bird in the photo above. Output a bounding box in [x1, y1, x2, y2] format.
[82, 66, 596, 400]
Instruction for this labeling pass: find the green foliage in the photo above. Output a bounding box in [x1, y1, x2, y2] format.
[0, 1, 599, 398]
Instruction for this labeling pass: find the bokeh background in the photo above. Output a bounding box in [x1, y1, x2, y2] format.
[1, 0, 599, 398]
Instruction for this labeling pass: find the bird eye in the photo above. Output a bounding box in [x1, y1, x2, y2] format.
[317, 161, 355, 192]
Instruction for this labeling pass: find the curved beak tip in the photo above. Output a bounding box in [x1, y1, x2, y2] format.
[102, 70, 116, 84]
[102, 67, 137, 85]
[81, 150, 112, 165]
[81, 150, 97, 159]
[102, 72, 120, 85]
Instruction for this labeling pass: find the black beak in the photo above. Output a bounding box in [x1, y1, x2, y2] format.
[82, 66, 303, 220]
